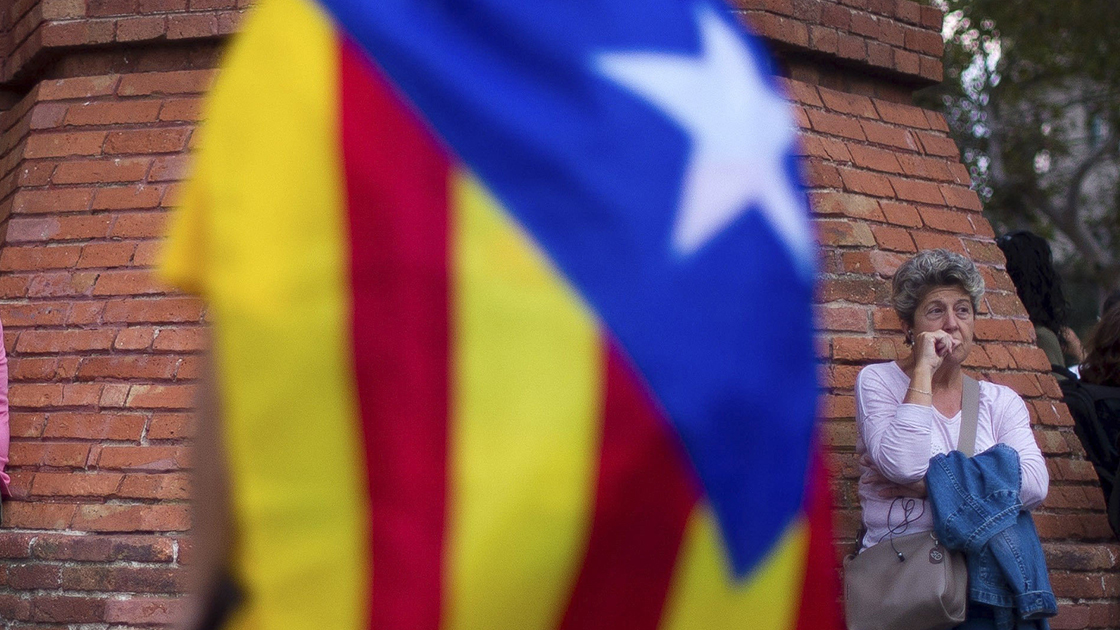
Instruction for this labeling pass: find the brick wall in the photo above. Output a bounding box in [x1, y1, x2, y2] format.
[0, 0, 1116, 628]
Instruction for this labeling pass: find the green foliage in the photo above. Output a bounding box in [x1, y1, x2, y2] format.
[918, 0, 1120, 302]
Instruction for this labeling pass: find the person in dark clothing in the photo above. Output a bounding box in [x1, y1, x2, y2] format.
[996, 231, 1083, 370]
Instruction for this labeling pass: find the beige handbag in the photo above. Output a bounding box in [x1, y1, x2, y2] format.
[843, 376, 979, 630]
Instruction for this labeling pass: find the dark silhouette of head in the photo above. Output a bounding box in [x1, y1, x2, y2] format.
[1083, 304, 1120, 387]
[996, 231, 1069, 336]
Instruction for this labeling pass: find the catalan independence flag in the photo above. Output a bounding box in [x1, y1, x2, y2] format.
[161, 0, 839, 628]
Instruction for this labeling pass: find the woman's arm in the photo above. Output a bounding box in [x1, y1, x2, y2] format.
[992, 388, 1049, 509]
[856, 368, 935, 484]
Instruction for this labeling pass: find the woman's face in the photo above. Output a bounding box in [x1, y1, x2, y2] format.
[908, 285, 976, 364]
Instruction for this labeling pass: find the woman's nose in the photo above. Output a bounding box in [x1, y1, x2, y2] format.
[943, 313, 959, 331]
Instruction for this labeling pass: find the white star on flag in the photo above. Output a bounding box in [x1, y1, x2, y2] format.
[596, 5, 812, 274]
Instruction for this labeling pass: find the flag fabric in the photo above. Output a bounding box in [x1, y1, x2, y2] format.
[161, 0, 839, 628]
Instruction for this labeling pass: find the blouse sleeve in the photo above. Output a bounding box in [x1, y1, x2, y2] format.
[990, 385, 1049, 509]
[855, 367, 935, 484]
[0, 317, 10, 496]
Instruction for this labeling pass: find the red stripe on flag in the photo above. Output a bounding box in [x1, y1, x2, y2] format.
[794, 445, 843, 630]
[340, 40, 451, 630]
[559, 341, 700, 630]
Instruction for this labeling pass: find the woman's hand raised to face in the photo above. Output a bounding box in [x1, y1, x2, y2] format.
[913, 330, 960, 373]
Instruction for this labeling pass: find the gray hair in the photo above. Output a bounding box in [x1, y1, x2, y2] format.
[891, 249, 985, 326]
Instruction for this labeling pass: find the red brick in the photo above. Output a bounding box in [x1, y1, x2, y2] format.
[817, 304, 869, 332]
[0, 302, 71, 327]
[31, 472, 124, 497]
[12, 187, 94, 214]
[890, 178, 944, 205]
[40, 19, 116, 46]
[860, 119, 918, 151]
[134, 240, 163, 265]
[818, 136, 854, 161]
[849, 10, 879, 38]
[61, 564, 184, 592]
[167, 12, 219, 38]
[783, 80, 823, 107]
[158, 96, 203, 122]
[97, 445, 188, 471]
[153, 326, 206, 351]
[92, 184, 163, 210]
[147, 413, 193, 440]
[30, 103, 68, 129]
[4, 503, 77, 530]
[110, 210, 166, 238]
[910, 231, 965, 254]
[23, 131, 106, 158]
[915, 131, 959, 157]
[10, 412, 47, 438]
[836, 33, 867, 61]
[92, 269, 163, 295]
[818, 88, 878, 118]
[88, 0, 139, 16]
[104, 296, 203, 323]
[0, 244, 82, 271]
[115, 15, 167, 41]
[867, 40, 892, 68]
[831, 336, 899, 362]
[893, 48, 920, 75]
[40, 0, 87, 19]
[77, 241, 137, 268]
[118, 472, 190, 500]
[105, 597, 186, 625]
[149, 154, 187, 181]
[16, 329, 116, 353]
[78, 355, 179, 379]
[809, 25, 838, 54]
[72, 503, 190, 532]
[65, 100, 163, 127]
[818, 275, 890, 304]
[52, 156, 152, 184]
[16, 160, 59, 186]
[809, 191, 884, 221]
[895, 153, 953, 181]
[117, 70, 215, 96]
[101, 384, 132, 407]
[125, 384, 195, 409]
[114, 326, 157, 349]
[9, 384, 65, 408]
[916, 206, 972, 233]
[940, 184, 983, 211]
[878, 200, 921, 227]
[847, 144, 902, 173]
[37, 76, 119, 101]
[838, 167, 894, 197]
[27, 270, 98, 297]
[806, 109, 866, 140]
[814, 218, 875, 247]
[6, 563, 63, 589]
[104, 127, 190, 154]
[820, 2, 851, 29]
[870, 224, 915, 252]
[43, 412, 147, 441]
[802, 159, 843, 188]
[68, 302, 105, 325]
[140, 0, 187, 10]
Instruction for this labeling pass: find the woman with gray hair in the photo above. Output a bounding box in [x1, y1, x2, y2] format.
[852, 249, 1050, 628]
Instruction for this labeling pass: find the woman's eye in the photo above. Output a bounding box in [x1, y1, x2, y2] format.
[927, 307, 944, 316]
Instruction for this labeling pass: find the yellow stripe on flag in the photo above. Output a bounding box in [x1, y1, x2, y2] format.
[165, 0, 370, 628]
[447, 170, 601, 630]
[660, 508, 808, 630]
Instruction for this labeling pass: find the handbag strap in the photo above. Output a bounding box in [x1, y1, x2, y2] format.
[959, 375, 980, 457]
